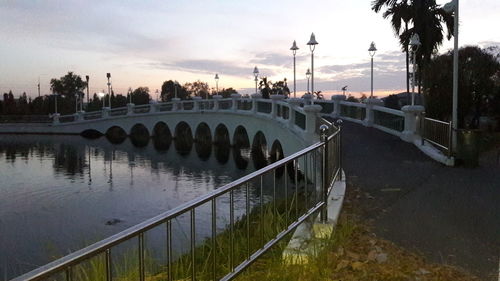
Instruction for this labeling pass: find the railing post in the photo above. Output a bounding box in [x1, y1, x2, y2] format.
[172, 98, 180, 111]
[319, 124, 329, 223]
[127, 103, 135, 115]
[212, 95, 222, 111]
[251, 93, 261, 113]
[102, 107, 110, 118]
[52, 113, 60, 125]
[401, 105, 425, 142]
[149, 101, 157, 113]
[271, 94, 285, 119]
[192, 96, 201, 111]
[231, 93, 241, 112]
[287, 98, 302, 129]
[448, 120, 453, 157]
[362, 98, 383, 127]
[331, 95, 346, 118]
[303, 104, 322, 143]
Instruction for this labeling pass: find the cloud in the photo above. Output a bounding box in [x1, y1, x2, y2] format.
[149, 59, 277, 77]
[250, 52, 308, 67]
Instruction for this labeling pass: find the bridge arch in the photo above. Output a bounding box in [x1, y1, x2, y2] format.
[105, 126, 127, 144]
[214, 124, 230, 146]
[174, 121, 193, 155]
[152, 122, 172, 151]
[252, 131, 268, 170]
[130, 123, 150, 147]
[194, 122, 212, 160]
[233, 125, 250, 149]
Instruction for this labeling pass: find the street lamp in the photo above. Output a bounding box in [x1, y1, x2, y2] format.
[106, 73, 111, 108]
[368, 42, 377, 99]
[444, 0, 459, 152]
[128, 87, 133, 104]
[306, 33, 318, 96]
[253, 67, 259, 95]
[155, 89, 159, 102]
[290, 40, 299, 98]
[409, 33, 421, 106]
[306, 69, 311, 94]
[52, 92, 59, 114]
[214, 73, 219, 97]
[85, 75, 90, 110]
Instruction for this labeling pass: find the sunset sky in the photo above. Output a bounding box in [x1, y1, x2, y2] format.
[0, 0, 498, 99]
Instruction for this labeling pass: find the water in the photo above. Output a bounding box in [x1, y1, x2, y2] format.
[0, 134, 265, 280]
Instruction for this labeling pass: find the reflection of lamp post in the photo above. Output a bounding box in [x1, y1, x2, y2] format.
[106, 73, 111, 108]
[306, 69, 311, 94]
[409, 34, 421, 106]
[306, 33, 318, 96]
[368, 41, 377, 99]
[253, 67, 259, 95]
[290, 40, 299, 98]
[214, 73, 219, 97]
[444, 0, 459, 152]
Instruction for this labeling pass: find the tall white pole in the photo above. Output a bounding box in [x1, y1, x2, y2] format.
[452, 0, 459, 153]
[412, 50, 416, 106]
[311, 52, 314, 96]
[55, 94, 58, 114]
[293, 54, 296, 98]
[255, 77, 258, 95]
[370, 57, 374, 98]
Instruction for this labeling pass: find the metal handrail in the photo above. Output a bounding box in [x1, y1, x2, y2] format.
[420, 115, 453, 157]
[12, 123, 341, 281]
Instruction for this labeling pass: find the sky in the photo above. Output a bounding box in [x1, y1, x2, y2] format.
[0, 0, 499, 99]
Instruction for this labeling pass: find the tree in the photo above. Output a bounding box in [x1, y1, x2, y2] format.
[218, 88, 238, 98]
[372, 0, 454, 93]
[424, 46, 500, 128]
[131, 87, 151, 105]
[160, 80, 189, 101]
[258, 77, 272, 99]
[384, 94, 401, 109]
[50, 72, 87, 98]
[258, 77, 290, 98]
[184, 80, 210, 99]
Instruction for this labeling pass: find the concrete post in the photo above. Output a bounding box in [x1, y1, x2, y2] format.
[127, 103, 135, 115]
[52, 113, 60, 125]
[171, 98, 180, 111]
[192, 96, 201, 111]
[212, 95, 222, 111]
[363, 98, 383, 127]
[303, 93, 313, 105]
[231, 93, 241, 112]
[149, 101, 157, 113]
[287, 98, 302, 129]
[271, 94, 285, 119]
[401, 105, 425, 142]
[331, 95, 346, 118]
[303, 104, 322, 143]
[251, 93, 262, 113]
[75, 111, 85, 121]
[102, 107, 110, 118]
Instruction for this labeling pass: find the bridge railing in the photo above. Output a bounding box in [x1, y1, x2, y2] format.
[340, 101, 366, 123]
[372, 105, 405, 134]
[420, 116, 453, 157]
[12, 122, 341, 281]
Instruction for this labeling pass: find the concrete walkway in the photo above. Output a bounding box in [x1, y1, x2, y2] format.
[341, 122, 499, 280]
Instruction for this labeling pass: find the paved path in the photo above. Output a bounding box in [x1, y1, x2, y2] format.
[341, 121, 499, 280]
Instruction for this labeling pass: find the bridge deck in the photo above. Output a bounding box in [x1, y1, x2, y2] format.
[342, 121, 499, 280]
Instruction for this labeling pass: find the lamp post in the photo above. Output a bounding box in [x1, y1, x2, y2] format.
[306, 33, 318, 96]
[368, 42, 377, 99]
[155, 89, 159, 102]
[106, 73, 111, 108]
[174, 82, 178, 99]
[53, 92, 59, 114]
[253, 67, 259, 95]
[444, 0, 459, 152]
[290, 40, 299, 98]
[342, 85, 348, 96]
[128, 87, 132, 104]
[409, 33, 421, 106]
[85, 75, 90, 110]
[214, 73, 219, 97]
[306, 69, 311, 94]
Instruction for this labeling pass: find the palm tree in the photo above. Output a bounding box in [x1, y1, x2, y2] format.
[372, 0, 454, 94]
[373, 0, 412, 99]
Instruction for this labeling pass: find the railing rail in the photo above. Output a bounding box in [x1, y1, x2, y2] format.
[420, 115, 452, 156]
[12, 121, 341, 281]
